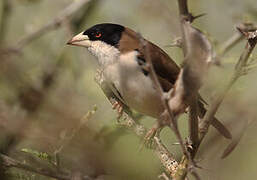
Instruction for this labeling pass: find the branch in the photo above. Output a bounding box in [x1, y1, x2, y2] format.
[53, 106, 97, 170]
[176, 0, 213, 152]
[188, 95, 199, 146]
[199, 28, 257, 147]
[0, 153, 94, 180]
[217, 23, 257, 58]
[177, 0, 193, 22]
[10, 0, 92, 51]
[218, 32, 243, 57]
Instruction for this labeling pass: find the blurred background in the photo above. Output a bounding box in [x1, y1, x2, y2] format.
[0, 0, 257, 179]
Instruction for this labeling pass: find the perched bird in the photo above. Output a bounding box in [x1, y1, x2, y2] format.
[67, 23, 231, 139]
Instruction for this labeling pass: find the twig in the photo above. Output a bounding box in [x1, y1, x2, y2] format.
[176, 1, 202, 154]
[154, 137, 179, 178]
[217, 23, 257, 58]
[175, 0, 218, 179]
[221, 119, 249, 159]
[188, 95, 199, 147]
[177, 0, 210, 160]
[199, 29, 257, 147]
[55, 106, 97, 155]
[52, 106, 97, 171]
[0, 153, 94, 180]
[12, 0, 92, 51]
[177, 0, 191, 21]
[218, 32, 244, 57]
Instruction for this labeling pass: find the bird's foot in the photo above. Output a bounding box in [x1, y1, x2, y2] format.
[144, 127, 158, 149]
[112, 101, 124, 120]
[140, 123, 162, 150]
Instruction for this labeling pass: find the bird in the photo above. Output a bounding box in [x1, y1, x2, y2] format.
[67, 23, 231, 140]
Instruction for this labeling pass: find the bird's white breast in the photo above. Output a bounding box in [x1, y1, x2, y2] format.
[103, 51, 163, 118]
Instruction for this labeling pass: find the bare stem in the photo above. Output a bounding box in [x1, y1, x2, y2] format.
[13, 0, 92, 51]
[188, 95, 199, 147]
[199, 29, 257, 147]
[218, 32, 244, 57]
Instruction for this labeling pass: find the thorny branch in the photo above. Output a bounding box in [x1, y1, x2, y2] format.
[217, 23, 257, 58]
[174, 0, 211, 179]
[177, 0, 201, 155]
[172, 0, 257, 179]
[199, 28, 257, 146]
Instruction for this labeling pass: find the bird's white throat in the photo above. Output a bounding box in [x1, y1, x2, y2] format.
[87, 40, 120, 67]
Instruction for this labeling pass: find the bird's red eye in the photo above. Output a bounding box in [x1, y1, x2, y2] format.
[95, 32, 102, 38]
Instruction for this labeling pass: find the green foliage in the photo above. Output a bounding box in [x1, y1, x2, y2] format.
[20, 148, 54, 164]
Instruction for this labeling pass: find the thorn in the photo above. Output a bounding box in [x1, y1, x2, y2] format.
[182, 12, 207, 22]
[172, 142, 180, 145]
[192, 13, 207, 21]
[236, 26, 248, 36]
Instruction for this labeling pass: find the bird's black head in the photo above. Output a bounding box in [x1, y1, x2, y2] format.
[82, 23, 125, 47]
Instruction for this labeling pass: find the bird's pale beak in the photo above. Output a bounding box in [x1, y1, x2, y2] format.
[67, 32, 91, 47]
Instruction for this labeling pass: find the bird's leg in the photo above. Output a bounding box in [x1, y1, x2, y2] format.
[142, 120, 164, 149]
[112, 100, 124, 120]
[141, 110, 173, 149]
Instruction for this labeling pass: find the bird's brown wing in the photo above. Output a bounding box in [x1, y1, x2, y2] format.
[134, 40, 180, 92]
[146, 41, 180, 86]
[119, 28, 180, 91]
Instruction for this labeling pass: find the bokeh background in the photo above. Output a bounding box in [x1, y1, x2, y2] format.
[0, 0, 257, 180]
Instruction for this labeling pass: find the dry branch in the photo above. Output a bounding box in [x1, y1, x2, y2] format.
[218, 32, 244, 57]
[176, 0, 214, 160]
[217, 23, 257, 58]
[199, 28, 257, 150]
[11, 0, 92, 51]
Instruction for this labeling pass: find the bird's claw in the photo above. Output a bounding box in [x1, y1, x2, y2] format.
[139, 126, 160, 150]
[112, 101, 124, 120]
